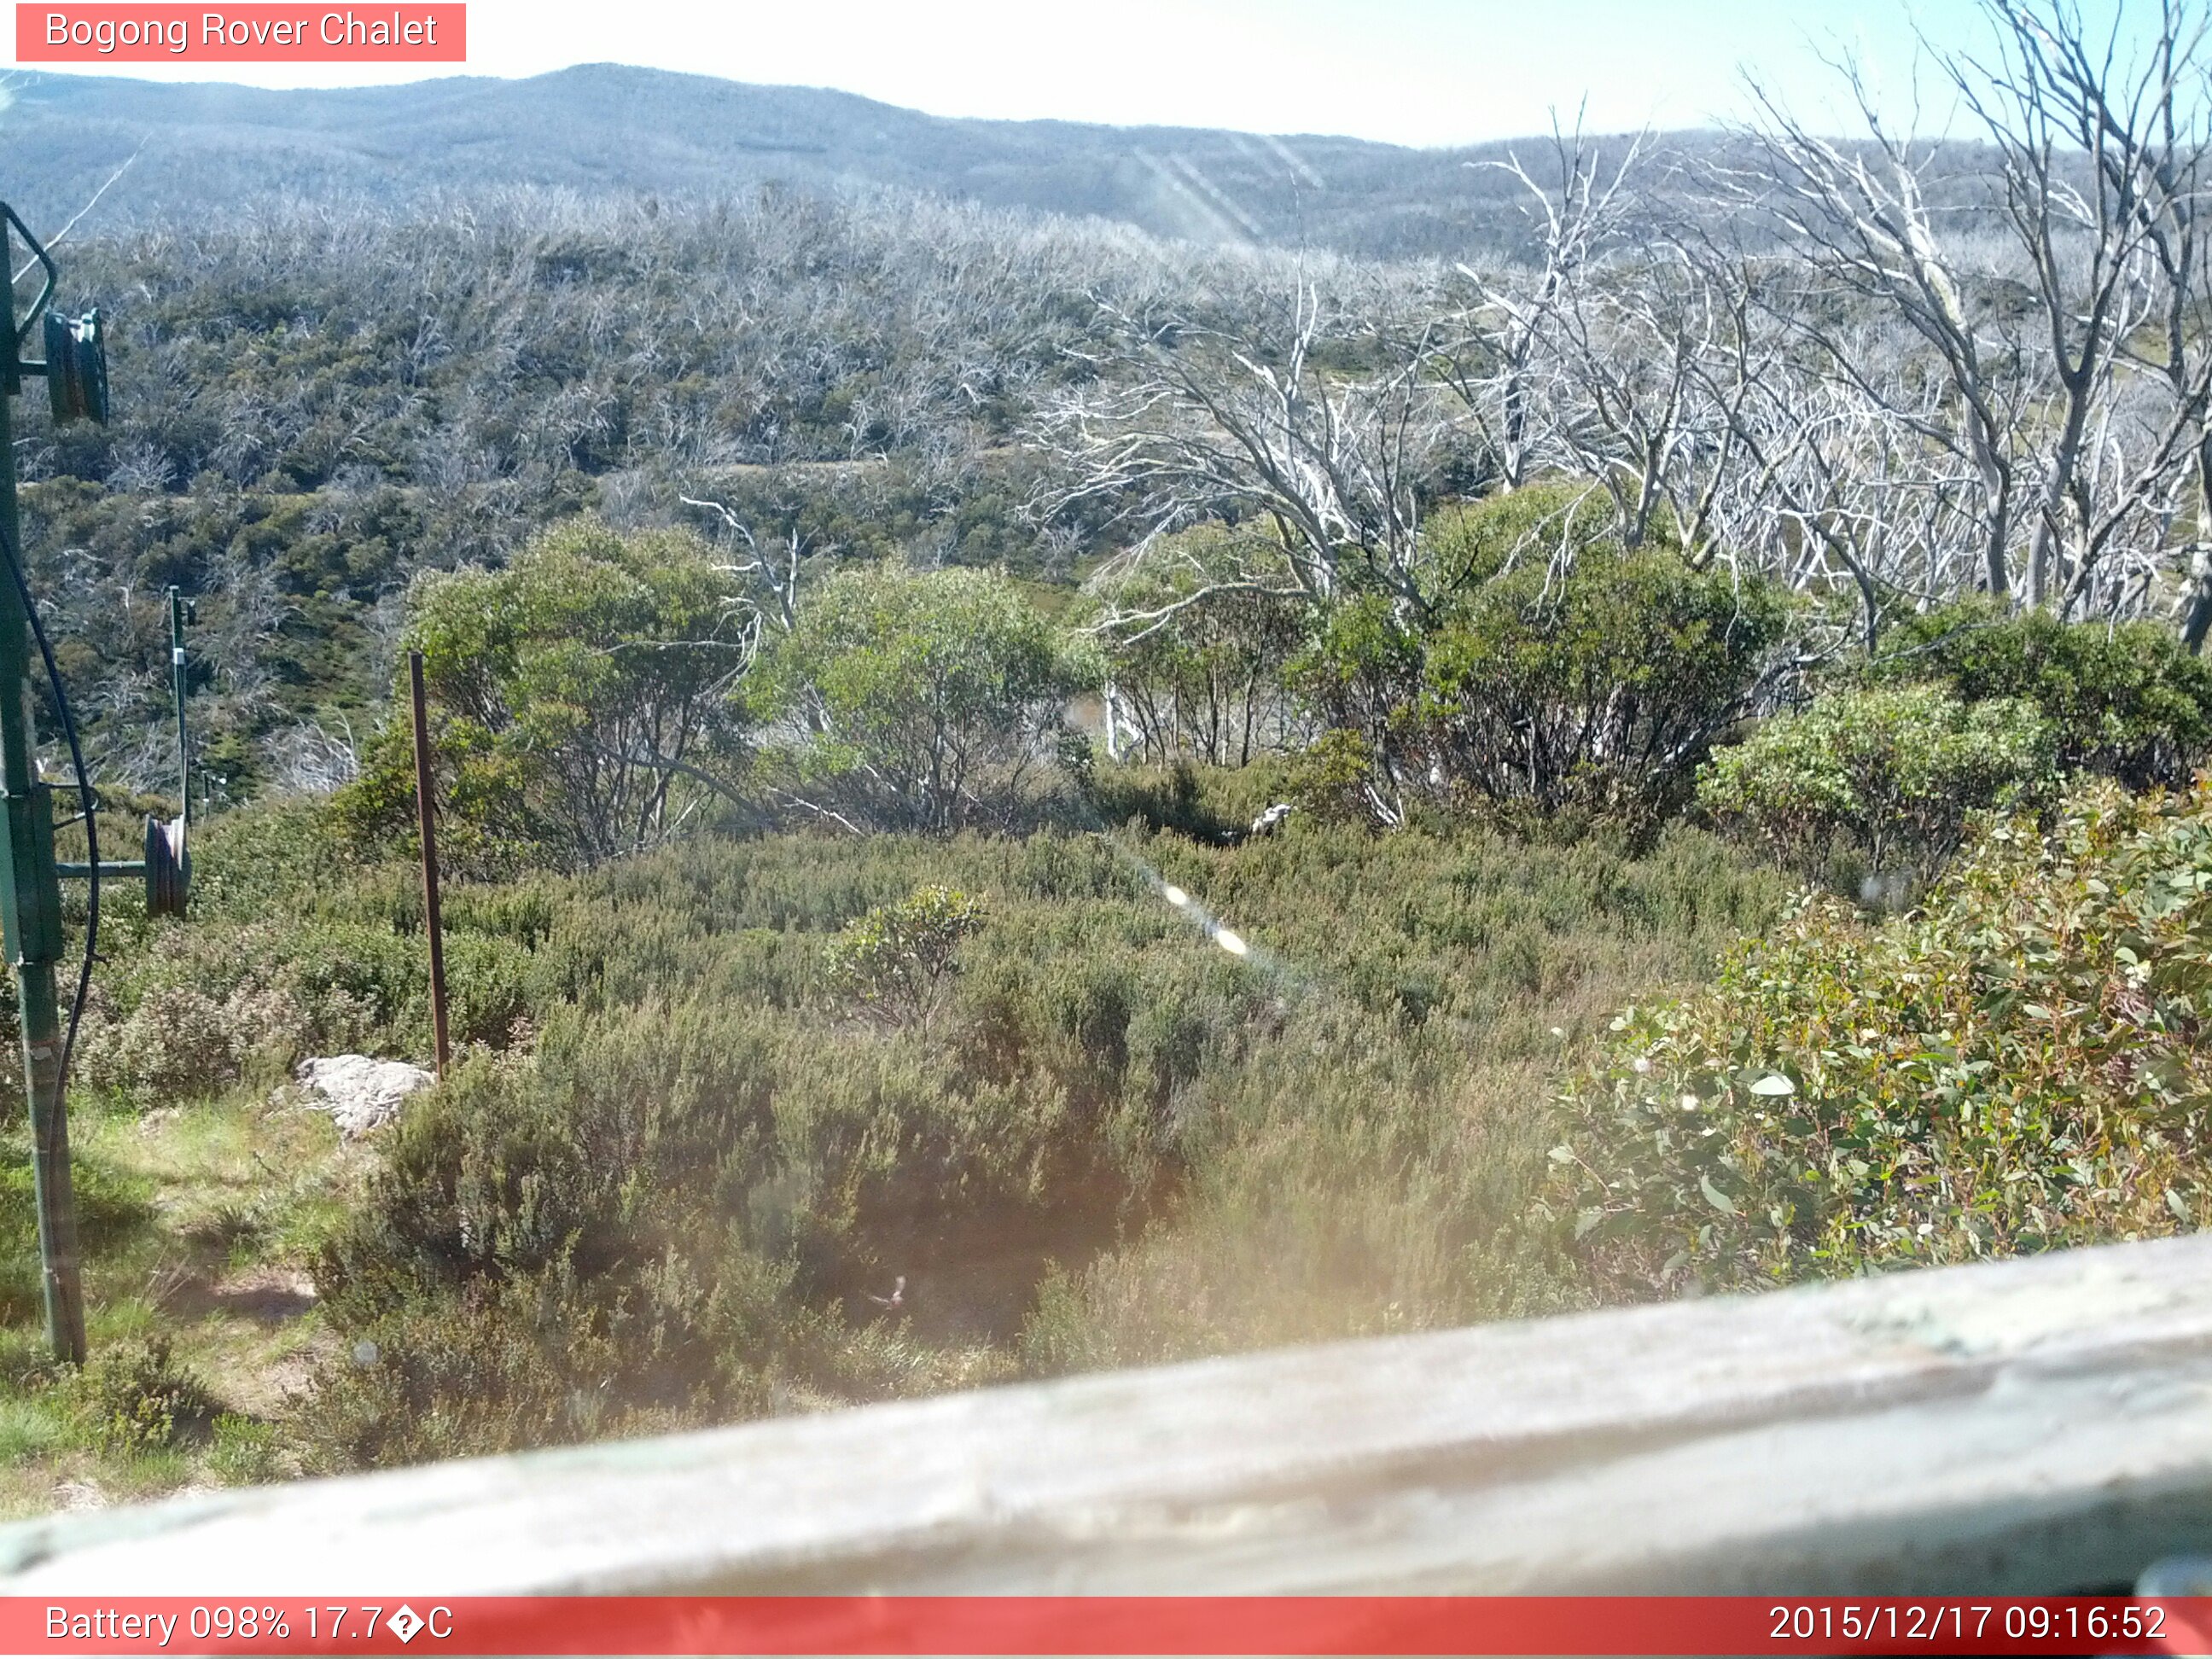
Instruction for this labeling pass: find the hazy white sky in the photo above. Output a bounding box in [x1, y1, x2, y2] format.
[10, 0, 2040, 146]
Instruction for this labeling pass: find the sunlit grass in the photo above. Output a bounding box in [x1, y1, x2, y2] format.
[0, 1088, 361, 1511]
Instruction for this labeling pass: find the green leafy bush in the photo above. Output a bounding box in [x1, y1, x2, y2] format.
[1083, 526, 1307, 766]
[1697, 685, 2054, 889]
[80, 1337, 216, 1455]
[825, 885, 987, 1031]
[1284, 729, 1382, 826]
[276, 800, 1784, 1466]
[52, 773, 1790, 1476]
[1292, 486, 1796, 830]
[1865, 602, 2212, 789]
[72, 905, 542, 1105]
[335, 520, 754, 874]
[1285, 594, 1425, 818]
[1558, 780, 2212, 1296]
[76, 984, 298, 1107]
[765, 565, 1097, 832]
[304, 912, 1185, 1463]
[61, 801, 571, 1110]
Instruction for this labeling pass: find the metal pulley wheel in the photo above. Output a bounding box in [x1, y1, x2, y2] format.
[44, 308, 108, 426]
[143, 813, 188, 917]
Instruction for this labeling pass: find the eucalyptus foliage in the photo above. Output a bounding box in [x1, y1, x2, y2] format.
[765, 566, 1097, 831]
[1291, 486, 1796, 828]
[1084, 526, 1307, 767]
[1560, 781, 2212, 1295]
[1863, 602, 2212, 790]
[1697, 685, 2054, 888]
[337, 521, 754, 872]
[825, 884, 987, 1032]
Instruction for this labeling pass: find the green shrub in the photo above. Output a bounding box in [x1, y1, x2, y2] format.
[1557, 779, 2212, 1297]
[1285, 729, 1384, 826]
[1865, 601, 2212, 789]
[306, 968, 1174, 1464]
[1697, 685, 2054, 889]
[64, 796, 565, 1108]
[206, 1412, 286, 1485]
[333, 520, 755, 874]
[78, 987, 246, 1106]
[1292, 486, 1797, 830]
[825, 885, 987, 1031]
[1083, 525, 1306, 766]
[1285, 593, 1425, 818]
[80, 1337, 215, 1455]
[764, 565, 1097, 832]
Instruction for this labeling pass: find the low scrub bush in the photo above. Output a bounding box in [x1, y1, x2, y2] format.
[80, 1337, 216, 1456]
[762, 565, 1098, 832]
[1697, 685, 2054, 890]
[276, 795, 1786, 1464]
[825, 885, 987, 1031]
[1293, 486, 1797, 831]
[1865, 601, 2212, 789]
[206, 1412, 286, 1486]
[305, 958, 1189, 1464]
[1557, 779, 2212, 1296]
[44, 774, 1790, 1474]
[67, 805, 565, 1110]
[1084, 757, 1297, 841]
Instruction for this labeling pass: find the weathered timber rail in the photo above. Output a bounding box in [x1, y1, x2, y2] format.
[7, 1235, 2212, 1594]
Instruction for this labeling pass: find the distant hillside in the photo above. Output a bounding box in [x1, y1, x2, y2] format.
[0, 64, 1634, 258]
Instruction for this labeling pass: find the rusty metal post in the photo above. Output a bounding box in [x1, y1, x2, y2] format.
[409, 651, 451, 1079]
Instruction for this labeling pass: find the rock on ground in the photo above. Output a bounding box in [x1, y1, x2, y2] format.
[296, 1055, 434, 1137]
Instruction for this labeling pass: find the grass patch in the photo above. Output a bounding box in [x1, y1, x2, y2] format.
[0, 1087, 361, 1511]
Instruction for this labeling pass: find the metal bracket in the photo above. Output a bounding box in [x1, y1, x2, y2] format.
[3, 204, 56, 402]
[42, 309, 108, 425]
[56, 814, 184, 917]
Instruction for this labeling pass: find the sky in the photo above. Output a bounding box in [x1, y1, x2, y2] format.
[10, 0, 2028, 147]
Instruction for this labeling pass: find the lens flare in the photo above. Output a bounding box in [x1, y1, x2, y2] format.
[1103, 836, 1283, 979]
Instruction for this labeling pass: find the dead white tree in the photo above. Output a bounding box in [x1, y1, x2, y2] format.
[2004, 0, 2212, 643]
[1726, 322, 1992, 647]
[1737, 0, 2212, 642]
[1441, 120, 1648, 497]
[1528, 230, 1788, 556]
[1943, 0, 2203, 612]
[1738, 60, 2036, 605]
[678, 482, 840, 655]
[1033, 276, 1455, 615]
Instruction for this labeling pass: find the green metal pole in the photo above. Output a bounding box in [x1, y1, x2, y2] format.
[168, 587, 189, 830]
[0, 366, 85, 1365]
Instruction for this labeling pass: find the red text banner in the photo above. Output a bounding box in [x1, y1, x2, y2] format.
[3, 1597, 2212, 1656]
[15, 5, 464, 61]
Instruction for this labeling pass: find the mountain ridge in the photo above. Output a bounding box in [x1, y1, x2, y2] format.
[0, 62, 1647, 256]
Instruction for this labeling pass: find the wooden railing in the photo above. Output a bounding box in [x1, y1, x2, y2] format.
[6, 1234, 2212, 1594]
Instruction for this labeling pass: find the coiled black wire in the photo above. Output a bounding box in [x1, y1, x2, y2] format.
[0, 514, 98, 1097]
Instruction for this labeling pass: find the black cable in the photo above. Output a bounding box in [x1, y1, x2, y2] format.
[0, 515, 97, 1099]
